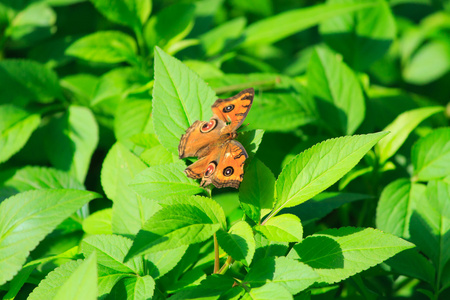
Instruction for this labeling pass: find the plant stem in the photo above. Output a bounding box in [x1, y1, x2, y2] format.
[218, 256, 234, 274]
[213, 233, 220, 274]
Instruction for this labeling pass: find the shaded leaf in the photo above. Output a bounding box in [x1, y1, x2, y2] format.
[287, 227, 414, 284]
[308, 46, 365, 135]
[412, 127, 450, 181]
[0, 189, 99, 285]
[216, 221, 255, 266]
[0, 105, 40, 163]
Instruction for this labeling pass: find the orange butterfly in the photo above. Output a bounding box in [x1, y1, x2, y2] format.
[178, 88, 254, 188]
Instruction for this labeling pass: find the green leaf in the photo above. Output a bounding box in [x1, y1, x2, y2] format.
[6, 2, 56, 47]
[319, 0, 396, 71]
[376, 179, 425, 239]
[114, 99, 152, 148]
[28, 260, 83, 300]
[375, 106, 444, 164]
[145, 245, 189, 279]
[66, 31, 138, 64]
[130, 162, 204, 200]
[200, 17, 246, 56]
[45, 105, 99, 183]
[53, 253, 98, 300]
[0, 105, 40, 163]
[90, 0, 151, 32]
[0, 59, 63, 105]
[216, 221, 255, 266]
[255, 214, 302, 242]
[82, 208, 112, 235]
[403, 40, 450, 85]
[273, 132, 388, 215]
[81, 234, 143, 274]
[0, 166, 84, 194]
[287, 227, 414, 284]
[252, 233, 289, 265]
[240, 1, 376, 47]
[101, 142, 160, 236]
[385, 249, 435, 285]
[412, 127, 450, 181]
[140, 145, 178, 166]
[92, 67, 150, 107]
[0, 189, 99, 285]
[245, 257, 318, 295]
[110, 275, 155, 300]
[237, 129, 265, 159]
[289, 192, 370, 224]
[243, 282, 293, 300]
[126, 195, 224, 259]
[152, 47, 216, 154]
[307, 46, 365, 135]
[239, 158, 275, 223]
[410, 180, 450, 272]
[144, 3, 195, 49]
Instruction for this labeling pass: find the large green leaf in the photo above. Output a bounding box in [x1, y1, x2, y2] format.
[287, 227, 414, 284]
[240, 1, 376, 47]
[28, 260, 83, 300]
[243, 282, 292, 300]
[412, 127, 450, 181]
[375, 106, 444, 164]
[81, 234, 143, 275]
[0, 105, 40, 163]
[216, 221, 255, 266]
[152, 47, 216, 154]
[239, 158, 275, 224]
[114, 99, 152, 148]
[376, 179, 425, 239]
[0, 189, 99, 285]
[245, 257, 318, 295]
[255, 214, 303, 243]
[45, 105, 99, 183]
[90, 0, 151, 32]
[320, 0, 396, 71]
[0, 59, 62, 105]
[101, 142, 160, 236]
[403, 40, 450, 85]
[110, 275, 155, 300]
[145, 245, 189, 279]
[130, 162, 204, 200]
[82, 209, 112, 235]
[126, 195, 224, 259]
[307, 46, 365, 135]
[53, 253, 98, 300]
[273, 132, 388, 216]
[66, 31, 138, 64]
[410, 180, 450, 273]
[0, 166, 84, 194]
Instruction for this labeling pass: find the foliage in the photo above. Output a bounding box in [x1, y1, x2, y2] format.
[0, 0, 449, 299]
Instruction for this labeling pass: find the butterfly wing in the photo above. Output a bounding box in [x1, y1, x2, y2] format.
[184, 140, 248, 189]
[211, 88, 254, 132]
[178, 118, 226, 159]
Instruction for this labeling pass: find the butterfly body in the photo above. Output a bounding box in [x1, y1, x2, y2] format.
[178, 88, 254, 189]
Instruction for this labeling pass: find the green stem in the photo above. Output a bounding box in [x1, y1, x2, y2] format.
[213, 233, 220, 274]
[218, 256, 234, 275]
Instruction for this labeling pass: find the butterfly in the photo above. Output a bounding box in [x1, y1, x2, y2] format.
[178, 88, 254, 189]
